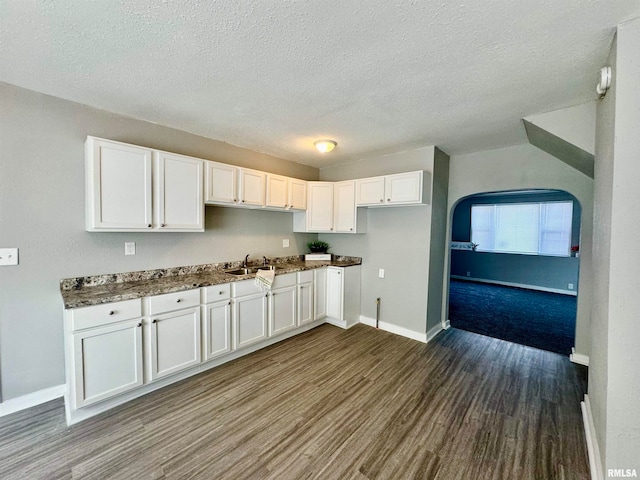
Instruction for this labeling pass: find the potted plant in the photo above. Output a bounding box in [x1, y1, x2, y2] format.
[307, 240, 331, 254]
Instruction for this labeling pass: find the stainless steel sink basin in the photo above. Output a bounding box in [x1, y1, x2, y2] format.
[225, 267, 258, 275]
[257, 265, 282, 271]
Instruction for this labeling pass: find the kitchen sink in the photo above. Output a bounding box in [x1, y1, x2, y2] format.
[257, 265, 282, 271]
[225, 267, 258, 275]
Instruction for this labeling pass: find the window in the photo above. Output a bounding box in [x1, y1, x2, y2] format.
[471, 201, 573, 256]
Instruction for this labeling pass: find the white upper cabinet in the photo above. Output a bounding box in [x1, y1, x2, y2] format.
[305, 182, 334, 232]
[86, 137, 153, 231]
[238, 168, 266, 207]
[356, 171, 430, 207]
[265, 173, 289, 209]
[155, 152, 204, 231]
[355, 176, 386, 206]
[288, 178, 307, 210]
[85, 137, 203, 232]
[294, 181, 365, 233]
[205, 161, 238, 205]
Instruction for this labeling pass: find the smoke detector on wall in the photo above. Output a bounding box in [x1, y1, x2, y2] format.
[596, 66, 612, 98]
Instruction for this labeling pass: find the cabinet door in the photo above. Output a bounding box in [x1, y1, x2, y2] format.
[239, 168, 266, 207]
[333, 181, 356, 233]
[356, 176, 385, 206]
[149, 307, 201, 381]
[155, 152, 204, 231]
[233, 292, 268, 349]
[86, 137, 153, 231]
[326, 267, 344, 320]
[203, 300, 232, 361]
[73, 319, 143, 407]
[385, 171, 423, 204]
[307, 182, 334, 231]
[266, 174, 289, 208]
[288, 178, 307, 210]
[269, 286, 297, 336]
[205, 161, 238, 204]
[314, 268, 327, 320]
[298, 282, 314, 326]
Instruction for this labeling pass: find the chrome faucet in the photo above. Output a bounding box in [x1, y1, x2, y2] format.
[243, 254, 250, 268]
[263, 256, 269, 266]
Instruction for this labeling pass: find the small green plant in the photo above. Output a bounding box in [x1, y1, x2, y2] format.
[470, 242, 479, 251]
[307, 240, 331, 253]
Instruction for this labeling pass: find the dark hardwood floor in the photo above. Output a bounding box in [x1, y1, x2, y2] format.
[0, 324, 589, 479]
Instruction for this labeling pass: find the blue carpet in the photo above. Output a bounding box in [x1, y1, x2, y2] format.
[448, 279, 577, 355]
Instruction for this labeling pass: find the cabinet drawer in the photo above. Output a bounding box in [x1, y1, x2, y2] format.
[149, 289, 200, 314]
[297, 270, 314, 284]
[273, 272, 296, 289]
[232, 279, 262, 297]
[203, 283, 231, 303]
[71, 299, 142, 331]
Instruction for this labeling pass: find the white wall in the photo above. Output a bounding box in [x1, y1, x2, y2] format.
[0, 83, 319, 401]
[446, 143, 594, 357]
[319, 147, 436, 335]
[592, 17, 640, 474]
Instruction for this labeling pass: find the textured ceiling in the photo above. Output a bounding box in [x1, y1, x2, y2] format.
[1, 1, 638, 168]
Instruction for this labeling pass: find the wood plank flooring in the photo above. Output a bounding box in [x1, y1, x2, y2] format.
[0, 324, 590, 479]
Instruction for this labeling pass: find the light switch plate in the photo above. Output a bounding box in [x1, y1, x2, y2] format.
[378, 268, 385, 278]
[282, 239, 290, 248]
[125, 242, 136, 256]
[0, 248, 19, 266]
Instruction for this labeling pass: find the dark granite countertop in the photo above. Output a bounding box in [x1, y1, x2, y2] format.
[60, 255, 361, 309]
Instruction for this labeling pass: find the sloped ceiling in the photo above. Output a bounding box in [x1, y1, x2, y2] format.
[1, 1, 638, 167]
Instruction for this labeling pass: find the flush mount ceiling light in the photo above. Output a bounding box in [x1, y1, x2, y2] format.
[314, 139, 337, 153]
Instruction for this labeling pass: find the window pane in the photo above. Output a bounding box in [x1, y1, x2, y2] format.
[494, 204, 539, 254]
[471, 205, 494, 251]
[540, 202, 573, 255]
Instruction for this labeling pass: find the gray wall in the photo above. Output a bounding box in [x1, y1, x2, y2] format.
[319, 147, 435, 335]
[451, 191, 581, 292]
[0, 83, 319, 401]
[445, 143, 594, 358]
[592, 18, 640, 474]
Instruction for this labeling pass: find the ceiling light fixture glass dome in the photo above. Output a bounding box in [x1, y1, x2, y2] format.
[314, 139, 337, 153]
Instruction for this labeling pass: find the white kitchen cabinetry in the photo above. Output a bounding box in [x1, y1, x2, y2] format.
[313, 268, 327, 320]
[239, 168, 266, 207]
[293, 181, 366, 233]
[232, 280, 269, 349]
[202, 284, 232, 362]
[266, 173, 289, 209]
[205, 160, 238, 205]
[269, 273, 298, 336]
[297, 271, 314, 326]
[288, 178, 307, 210]
[86, 137, 204, 232]
[325, 265, 361, 329]
[66, 299, 144, 409]
[147, 290, 201, 381]
[356, 171, 431, 207]
[155, 152, 204, 231]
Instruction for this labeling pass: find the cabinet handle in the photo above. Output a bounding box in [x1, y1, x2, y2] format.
[137, 323, 142, 328]
[387, 198, 391, 202]
[241, 200, 245, 203]
[350, 228, 353, 231]
[148, 224, 152, 228]
[380, 199, 383, 202]
[152, 319, 158, 323]
[161, 223, 166, 227]
[228, 301, 231, 305]
[176, 298, 182, 303]
[337, 272, 341, 275]
[109, 310, 116, 316]
[233, 198, 237, 202]
[330, 227, 333, 231]
[219, 291, 224, 295]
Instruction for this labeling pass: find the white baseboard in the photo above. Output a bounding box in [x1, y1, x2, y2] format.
[581, 394, 603, 480]
[0, 384, 66, 417]
[570, 347, 590, 367]
[450, 275, 577, 296]
[443, 319, 451, 330]
[426, 323, 444, 342]
[359, 316, 429, 343]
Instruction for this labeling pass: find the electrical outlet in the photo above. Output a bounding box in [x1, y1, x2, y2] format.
[0, 248, 18, 266]
[568, 283, 574, 290]
[466, 271, 471, 277]
[282, 238, 290, 248]
[378, 268, 385, 278]
[125, 242, 136, 256]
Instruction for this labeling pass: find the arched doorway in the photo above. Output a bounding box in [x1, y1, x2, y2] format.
[446, 189, 581, 355]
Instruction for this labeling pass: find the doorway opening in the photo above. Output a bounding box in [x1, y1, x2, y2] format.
[447, 189, 580, 355]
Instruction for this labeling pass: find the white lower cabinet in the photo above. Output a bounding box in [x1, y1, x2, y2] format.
[202, 284, 232, 362]
[326, 268, 344, 320]
[269, 285, 297, 336]
[325, 266, 362, 328]
[314, 268, 327, 320]
[298, 270, 314, 326]
[72, 319, 144, 408]
[233, 288, 269, 349]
